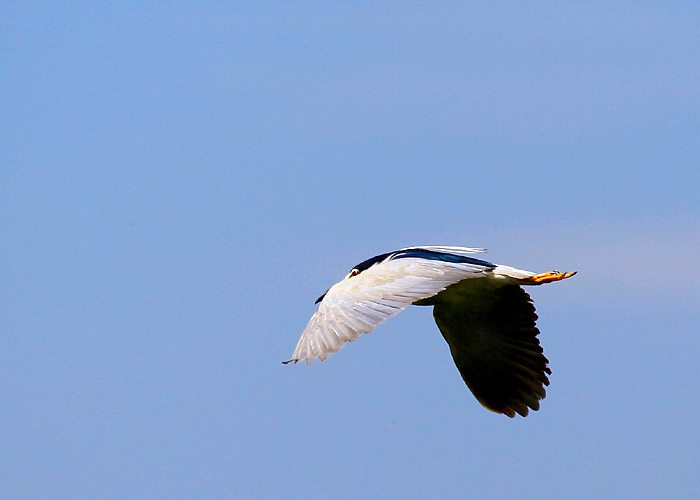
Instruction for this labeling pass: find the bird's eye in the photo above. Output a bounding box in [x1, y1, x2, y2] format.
[344, 269, 361, 280]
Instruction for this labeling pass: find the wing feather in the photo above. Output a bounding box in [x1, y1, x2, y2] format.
[431, 283, 551, 417]
[288, 257, 490, 364]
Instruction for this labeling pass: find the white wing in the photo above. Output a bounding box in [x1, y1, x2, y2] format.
[287, 256, 491, 365]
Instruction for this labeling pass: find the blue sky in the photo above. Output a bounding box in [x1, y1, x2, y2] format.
[2, 2, 699, 499]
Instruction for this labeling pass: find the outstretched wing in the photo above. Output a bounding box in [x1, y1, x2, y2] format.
[287, 256, 491, 365]
[432, 282, 550, 417]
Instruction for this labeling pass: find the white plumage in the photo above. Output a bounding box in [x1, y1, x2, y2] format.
[285, 246, 575, 417]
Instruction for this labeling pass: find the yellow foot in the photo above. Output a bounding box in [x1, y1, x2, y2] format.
[524, 270, 577, 284]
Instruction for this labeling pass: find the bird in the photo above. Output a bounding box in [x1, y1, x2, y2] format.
[284, 246, 575, 417]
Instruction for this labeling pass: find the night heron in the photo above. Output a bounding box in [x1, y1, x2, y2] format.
[284, 246, 575, 417]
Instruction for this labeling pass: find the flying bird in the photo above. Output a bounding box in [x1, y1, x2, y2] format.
[284, 246, 575, 417]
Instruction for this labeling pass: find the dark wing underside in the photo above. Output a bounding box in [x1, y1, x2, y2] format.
[431, 284, 550, 417]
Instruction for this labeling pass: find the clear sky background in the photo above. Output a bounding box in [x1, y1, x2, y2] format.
[2, 2, 699, 499]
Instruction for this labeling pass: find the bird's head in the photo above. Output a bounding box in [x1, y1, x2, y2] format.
[316, 268, 360, 304]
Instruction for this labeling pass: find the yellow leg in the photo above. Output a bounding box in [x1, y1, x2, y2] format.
[524, 270, 577, 284]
